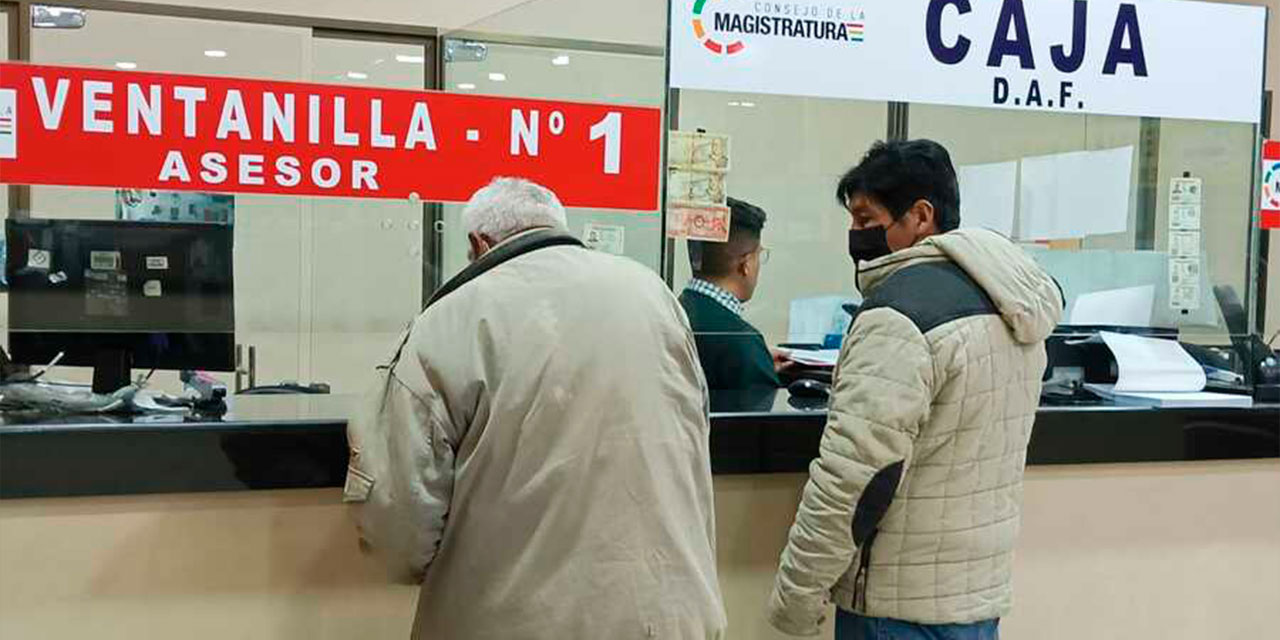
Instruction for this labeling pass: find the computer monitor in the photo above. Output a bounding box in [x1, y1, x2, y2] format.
[5, 218, 235, 393]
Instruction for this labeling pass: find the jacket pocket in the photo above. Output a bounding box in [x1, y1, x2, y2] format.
[342, 465, 375, 503]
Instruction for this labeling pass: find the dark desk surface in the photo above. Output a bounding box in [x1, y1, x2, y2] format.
[1, 393, 1276, 499]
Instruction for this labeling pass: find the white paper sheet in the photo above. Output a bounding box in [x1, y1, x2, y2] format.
[1069, 285, 1155, 327]
[1085, 385, 1253, 408]
[1099, 331, 1206, 393]
[957, 161, 1017, 236]
[786, 349, 841, 368]
[1019, 146, 1134, 240]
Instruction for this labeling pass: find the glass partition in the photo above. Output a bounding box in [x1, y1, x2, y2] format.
[439, 39, 666, 281]
[667, 91, 1262, 400]
[910, 105, 1257, 341]
[673, 91, 889, 346]
[9, 9, 432, 394]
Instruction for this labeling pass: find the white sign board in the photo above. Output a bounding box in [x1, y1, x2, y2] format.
[669, 0, 1266, 123]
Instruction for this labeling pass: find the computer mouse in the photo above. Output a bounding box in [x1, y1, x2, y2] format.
[788, 378, 831, 399]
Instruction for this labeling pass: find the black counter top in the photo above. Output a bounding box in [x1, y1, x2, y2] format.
[1, 393, 1276, 499]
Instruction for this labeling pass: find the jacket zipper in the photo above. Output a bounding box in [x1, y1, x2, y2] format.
[852, 529, 879, 612]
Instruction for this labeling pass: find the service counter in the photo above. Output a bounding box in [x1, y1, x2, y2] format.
[1, 393, 1275, 499]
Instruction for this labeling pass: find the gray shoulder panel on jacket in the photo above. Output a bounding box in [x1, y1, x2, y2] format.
[858, 262, 998, 334]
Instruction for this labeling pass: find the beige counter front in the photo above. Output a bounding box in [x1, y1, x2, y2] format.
[2, 461, 1277, 639]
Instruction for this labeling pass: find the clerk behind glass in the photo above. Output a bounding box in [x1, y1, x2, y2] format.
[680, 197, 789, 393]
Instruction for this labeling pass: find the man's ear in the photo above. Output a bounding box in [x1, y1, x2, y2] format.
[467, 232, 491, 262]
[737, 251, 753, 279]
[910, 199, 938, 235]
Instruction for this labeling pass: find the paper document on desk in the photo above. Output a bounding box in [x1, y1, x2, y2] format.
[1069, 285, 1155, 327]
[1084, 385, 1253, 408]
[786, 349, 841, 368]
[1099, 331, 1206, 393]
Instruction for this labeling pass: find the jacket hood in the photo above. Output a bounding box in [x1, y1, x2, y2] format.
[858, 229, 1063, 344]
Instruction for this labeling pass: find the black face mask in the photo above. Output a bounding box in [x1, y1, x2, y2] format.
[848, 226, 892, 264]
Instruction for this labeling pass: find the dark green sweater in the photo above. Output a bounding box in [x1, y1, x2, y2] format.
[679, 289, 781, 392]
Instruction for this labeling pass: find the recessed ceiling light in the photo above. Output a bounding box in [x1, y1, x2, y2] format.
[396, 54, 425, 64]
[456, 83, 477, 90]
[115, 62, 138, 70]
[727, 101, 741, 107]
[552, 55, 570, 66]
[740, 101, 757, 108]
[488, 72, 507, 82]
[346, 71, 369, 80]
[204, 50, 228, 58]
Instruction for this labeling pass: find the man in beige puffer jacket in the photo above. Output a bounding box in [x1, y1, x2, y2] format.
[769, 141, 1063, 639]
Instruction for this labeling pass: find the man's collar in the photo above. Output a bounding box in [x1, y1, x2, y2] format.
[685, 278, 744, 316]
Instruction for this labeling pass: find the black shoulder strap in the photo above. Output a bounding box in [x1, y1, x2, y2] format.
[424, 227, 583, 309]
[381, 227, 583, 370]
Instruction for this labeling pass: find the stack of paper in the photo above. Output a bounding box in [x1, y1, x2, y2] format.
[1083, 332, 1252, 408]
[786, 349, 841, 368]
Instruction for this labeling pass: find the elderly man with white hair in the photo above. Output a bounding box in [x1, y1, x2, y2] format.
[345, 177, 727, 639]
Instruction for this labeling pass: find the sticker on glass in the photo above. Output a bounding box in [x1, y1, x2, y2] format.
[146, 256, 170, 270]
[143, 280, 163, 298]
[583, 223, 626, 255]
[85, 270, 129, 317]
[1169, 178, 1203, 205]
[1169, 231, 1201, 258]
[0, 89, 16, 160]
[1169, 204, 1202, 231]
[27, 249, 51, 270]
[90, 251, 122, 271]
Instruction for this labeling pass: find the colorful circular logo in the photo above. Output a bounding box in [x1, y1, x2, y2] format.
[1264, 160, 1280, 209]
[692, 0, 745, 55]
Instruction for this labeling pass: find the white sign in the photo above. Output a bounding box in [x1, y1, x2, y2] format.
[669, 0, 1266, 124]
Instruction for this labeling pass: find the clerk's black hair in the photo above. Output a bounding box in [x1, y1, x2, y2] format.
[689, 197, 766, 278]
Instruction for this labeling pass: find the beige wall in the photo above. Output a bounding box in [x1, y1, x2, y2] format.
[2, 462, 1277, 638]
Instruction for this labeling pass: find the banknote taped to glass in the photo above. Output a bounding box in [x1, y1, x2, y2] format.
[667, 204, 731, 242]
[667, 168, 727, 207]
[669, 131, 730, 173]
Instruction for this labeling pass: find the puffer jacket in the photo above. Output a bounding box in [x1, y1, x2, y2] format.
[768, 229, 1063, 635]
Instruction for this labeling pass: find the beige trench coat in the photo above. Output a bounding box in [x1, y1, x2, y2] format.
[346, 233, 727, 639]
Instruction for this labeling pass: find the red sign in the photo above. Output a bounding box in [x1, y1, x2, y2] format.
[1261, 140, 1280, 229]
[0, 63, 661, 210]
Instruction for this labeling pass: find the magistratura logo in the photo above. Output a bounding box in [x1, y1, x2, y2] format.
[691, 1, 866, 56]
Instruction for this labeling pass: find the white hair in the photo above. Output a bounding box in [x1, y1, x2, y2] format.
[461, 177, 568, 243]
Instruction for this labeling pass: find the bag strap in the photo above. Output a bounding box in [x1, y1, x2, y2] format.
[382, 228, 584, 371]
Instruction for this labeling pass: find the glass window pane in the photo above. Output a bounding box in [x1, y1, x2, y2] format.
[674, 91, 889, 346]
[307, 36, 429, 393]
[910, 104, 1256, 339]
[440, 40, 665, 280]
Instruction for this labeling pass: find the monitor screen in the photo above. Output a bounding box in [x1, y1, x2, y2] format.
[5, 218, 235, 372]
